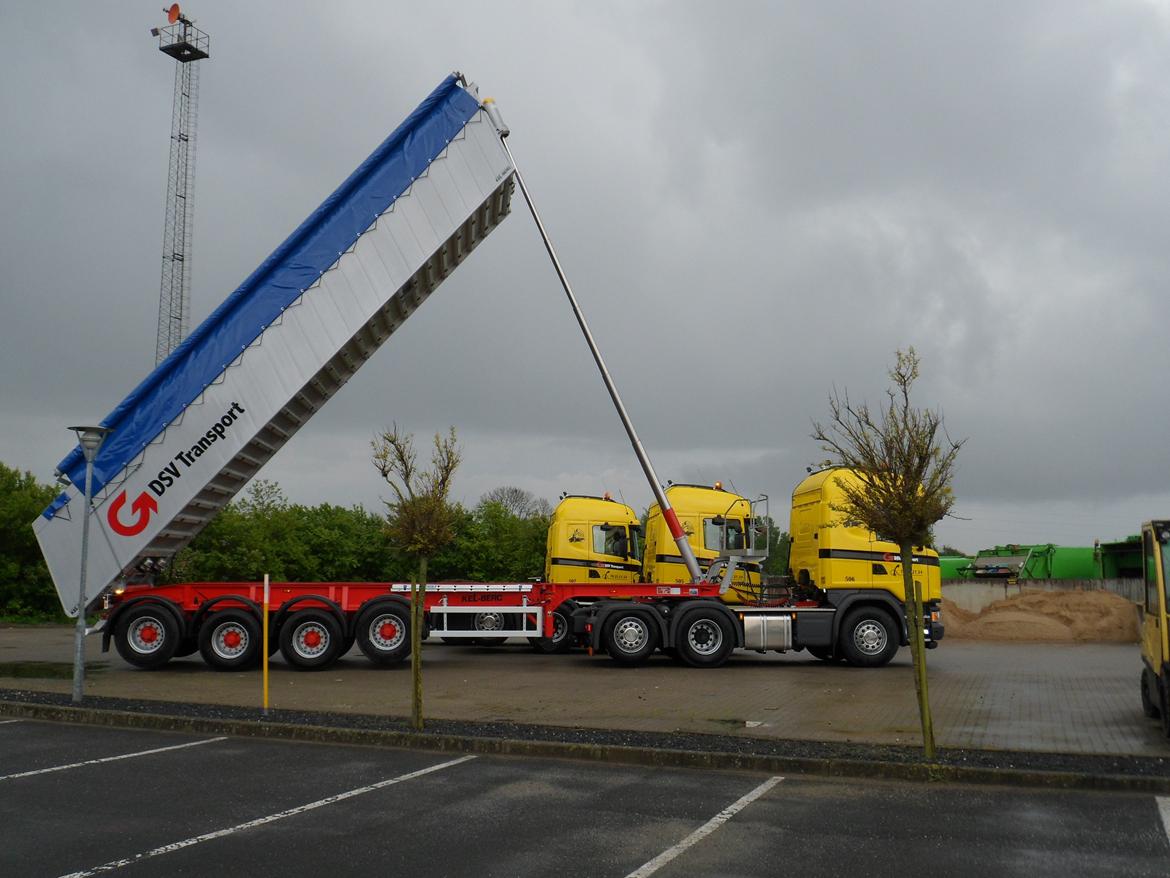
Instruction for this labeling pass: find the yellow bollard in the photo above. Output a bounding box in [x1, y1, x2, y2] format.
[262, 574, 270, 714]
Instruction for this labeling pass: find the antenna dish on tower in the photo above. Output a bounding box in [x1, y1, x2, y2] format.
[166, 4, 181, 24]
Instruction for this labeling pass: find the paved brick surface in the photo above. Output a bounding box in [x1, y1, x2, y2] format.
[0, 626, 1162, 757]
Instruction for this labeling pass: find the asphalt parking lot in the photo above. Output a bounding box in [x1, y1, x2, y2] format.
[3, 720, 1169, 877]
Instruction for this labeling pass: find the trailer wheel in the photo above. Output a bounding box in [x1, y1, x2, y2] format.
[114, 605, 180, 670]
[603, 612, 658, 666]
[530, 602, 575, 654]
[473, 611, 508, 646]
[1141, 669, 1160, 719]
[280, 610, 343, 670]
[199, 609, 260, 671]
[356, 604, 409, 666]
[676, 608, 734, 668]
[838, 607, 899, 668]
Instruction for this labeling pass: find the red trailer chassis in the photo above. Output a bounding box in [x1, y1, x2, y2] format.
[99, 579, 738, 671]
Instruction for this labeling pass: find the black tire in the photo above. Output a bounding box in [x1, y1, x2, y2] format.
[838, 607, 899, 668]
[675, 607, 735, 668]
[114, 604, 181, 670]
[806, 645, 839, 662]
[198, 609, 261, 671]
[279, 609, 343, 670]
[603, 611, 658, 666]
[1161, 678, 1170, 739]
[1141, 668, 1160, 719]
[530, 603, 575, 654]
[356, 603, 410, 666]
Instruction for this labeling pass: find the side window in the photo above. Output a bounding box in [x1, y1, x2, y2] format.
[1144, 530, 1158, 612]
[703, 518, 745, 551]
[593, 525, 629, 558]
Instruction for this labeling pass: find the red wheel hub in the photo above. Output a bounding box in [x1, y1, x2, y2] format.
[139, 625, 159, 644]
[303, 628, 323, 648]
[223, 629, 242, 649]
[379, 622, 398, 640]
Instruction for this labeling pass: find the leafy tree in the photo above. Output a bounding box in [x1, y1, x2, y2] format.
[937, 544, 968, 557]
[372, 425, 462, 731]
[812, 348, 963, 760]
[0, 463, 61, 620]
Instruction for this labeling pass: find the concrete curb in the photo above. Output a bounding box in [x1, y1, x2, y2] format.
[3, 698, 1167, 794]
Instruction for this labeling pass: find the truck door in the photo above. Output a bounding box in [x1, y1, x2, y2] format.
[1140, 525, 1168, 677]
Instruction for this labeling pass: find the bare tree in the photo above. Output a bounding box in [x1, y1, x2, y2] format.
[812, 348, 963, 759]
[371, 425, 462, 731]
[479, 485, 549, 519]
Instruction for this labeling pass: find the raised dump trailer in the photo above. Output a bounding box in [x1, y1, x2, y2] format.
[37, 75, 940, 672]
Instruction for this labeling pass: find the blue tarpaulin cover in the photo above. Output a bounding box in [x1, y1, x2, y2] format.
[47, 75, 479, 519]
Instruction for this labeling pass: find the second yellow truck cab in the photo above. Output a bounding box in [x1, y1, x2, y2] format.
[643, 483, 765, 602]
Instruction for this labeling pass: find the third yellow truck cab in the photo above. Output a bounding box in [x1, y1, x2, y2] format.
[789, 467, 942, 605]
[1139, 520, 1170, 736]
[545, 494, 642, 585]
[642, 483, 764, 601]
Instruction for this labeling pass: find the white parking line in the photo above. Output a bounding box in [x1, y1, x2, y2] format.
[625, 776, 784, 878]
[1158, 797, 1170, 846]
[0, 720, 23, 725]
[0, 737, 226, 781]
[58, 754, 477, 878]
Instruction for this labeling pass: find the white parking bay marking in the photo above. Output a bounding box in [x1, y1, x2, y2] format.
[0, 737, 227, 781]
[1158, 796, 1170, 846]
[626, 776, 784, 878]
[58, 754, 478, 878]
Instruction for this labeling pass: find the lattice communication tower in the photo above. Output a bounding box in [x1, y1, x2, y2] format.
[150, 4, 210, 364]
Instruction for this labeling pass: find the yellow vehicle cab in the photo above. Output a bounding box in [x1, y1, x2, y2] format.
[1139, 520, 1170, 736]
[642, 483, 763, 602]
[788, 467, 941, 604]
[544, 494, 642, 584]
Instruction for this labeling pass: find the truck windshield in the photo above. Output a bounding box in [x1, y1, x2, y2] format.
[704, 518, 745, 552]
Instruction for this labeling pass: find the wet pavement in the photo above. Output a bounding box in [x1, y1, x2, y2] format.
[0, 625, 1163, 758]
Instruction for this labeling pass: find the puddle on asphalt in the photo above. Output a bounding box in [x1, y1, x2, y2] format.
[0, 661, 106, 679]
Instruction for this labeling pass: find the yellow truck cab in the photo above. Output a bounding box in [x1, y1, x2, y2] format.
[1139, 521, 1170, 736]
[544, 494, 642, 584]
[788, 467, 943, 660]
[642, 483, 763, 602]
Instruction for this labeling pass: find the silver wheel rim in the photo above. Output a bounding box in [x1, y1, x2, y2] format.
[292, 622, 331, 659]
[368, 613, 405, 651]
[474, 611, 506, 633]
[613, 617, 648, 654]
[210, 621, 250, 660]
[551, 612, 568, 644]
[853, 620, 888, 655]
[686, 618, 723, 656]
[128, 616, 167, 655]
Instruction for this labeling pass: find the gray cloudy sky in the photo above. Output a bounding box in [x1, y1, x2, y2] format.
[3, 1, 1169, 553]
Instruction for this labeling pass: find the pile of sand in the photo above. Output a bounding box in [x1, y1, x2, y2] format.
[941, 589, 1140, 642]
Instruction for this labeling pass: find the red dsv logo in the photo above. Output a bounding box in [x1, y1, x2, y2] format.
[107, 490, 158, 537]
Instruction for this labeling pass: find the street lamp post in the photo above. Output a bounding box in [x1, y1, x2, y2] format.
[68, 425, 111, 704]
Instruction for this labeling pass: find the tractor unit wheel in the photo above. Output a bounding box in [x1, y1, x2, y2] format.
[603, 612, 658, 666]
[675, 607, 735, 668]
[838, 607, 900, 668]
[530, 602, 575, 654]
